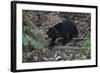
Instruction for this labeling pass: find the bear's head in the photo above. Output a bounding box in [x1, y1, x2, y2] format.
[46, 27, 58, 38]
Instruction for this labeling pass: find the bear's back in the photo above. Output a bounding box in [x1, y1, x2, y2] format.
[54, 19, 78, 38]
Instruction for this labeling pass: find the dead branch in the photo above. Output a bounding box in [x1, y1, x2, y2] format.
[73, 38, 88, 40]
[52, 45, 83, 50]
[72, 38, 88, 42]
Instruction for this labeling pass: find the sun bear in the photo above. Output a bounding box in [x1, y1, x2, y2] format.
[46, 19, 78, 48]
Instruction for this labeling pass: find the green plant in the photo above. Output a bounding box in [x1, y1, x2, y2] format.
[82, 37, 91, 59]
[75, 37, 91, 60]
[22, 24, 48, 49]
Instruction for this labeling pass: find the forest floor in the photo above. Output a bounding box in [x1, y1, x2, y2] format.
[22, 10, 91, 62]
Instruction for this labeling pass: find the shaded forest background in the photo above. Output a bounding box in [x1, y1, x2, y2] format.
[22, 10, 91, 62]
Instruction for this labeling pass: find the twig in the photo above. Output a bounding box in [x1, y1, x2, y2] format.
[79, 27, 90, 38]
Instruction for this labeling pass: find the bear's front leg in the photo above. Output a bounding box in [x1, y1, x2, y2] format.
[48, 37, 56, 49]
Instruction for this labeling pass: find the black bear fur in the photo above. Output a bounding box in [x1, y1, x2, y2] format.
[46, 19, 78, 48]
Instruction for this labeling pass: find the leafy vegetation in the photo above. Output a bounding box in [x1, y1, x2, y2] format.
[82, 37, 91, 59]
[22, 24, 48, 49]
[62, 37, 91, 60]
